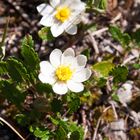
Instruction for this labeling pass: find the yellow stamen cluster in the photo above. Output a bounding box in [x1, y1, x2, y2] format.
[56, 65, 73, 81]
[55, 7, 71, 22]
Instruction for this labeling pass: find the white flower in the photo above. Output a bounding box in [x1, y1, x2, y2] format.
[38, 48, 92, 95]
[117, 82, 133, 104]
[37, 0, 86, 37]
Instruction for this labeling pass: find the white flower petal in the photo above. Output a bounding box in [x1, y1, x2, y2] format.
[62, 56, 77, 69]
[72, 68, 92, 82]
[76, 55, 87, 69]
[39, 15, 54, 27]
[67, 80, 84, 92]
[38, 73, 56, 84]
[51, 23, 65, 37]
[37, 3, 54, 16]
[63, 48, 75, 57]
[65, 25, 77, 35]
[61, 48, 76, 65]
[50, 0, 60, 8]
[71, 2, 86, 11]
[50, 49, 62, 67]
[53, 82, 68, 95]
[40, 61, 55, 74]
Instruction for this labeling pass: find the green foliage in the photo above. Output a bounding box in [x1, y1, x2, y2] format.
[49, 117, 84, 140]
[92, 60, 115, 77]
[35, 83, 52, 94]
[67, 93, 81, 114]
[22, 34, 34, 48]
[132, 28, 140, 46]
[38, 27, 54, 41]
[87, 0, 94, 7]
[94, 0, 107, 9]
[0, 80, 25, 107]
[29, 125, 50, 140]
[15, 114, 30, 126]
[51, 98, 62, 113]
[7, 58, 28, 82]
[97, 77, 107, 87]
[21, 35, 39, 71]
[0, 62, 7, 75]
[132, 63, 140, 69]
[82, 49, 91, 59]
[109, 66, 128, 84]
[109, 26, 131, 47]
[111, 93, 120, 102]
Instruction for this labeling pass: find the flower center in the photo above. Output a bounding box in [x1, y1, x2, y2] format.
[56, 65, 73, 81]
[55, 7, 71, 22]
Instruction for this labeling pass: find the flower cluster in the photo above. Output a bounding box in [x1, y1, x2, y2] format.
[38, 48, 91, 95]
[37, 0, 86, 37]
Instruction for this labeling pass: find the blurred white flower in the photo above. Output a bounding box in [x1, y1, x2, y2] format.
[37, 0, 86, 37]
[117, 82, 133, 104]
[38, 48, 91, 95]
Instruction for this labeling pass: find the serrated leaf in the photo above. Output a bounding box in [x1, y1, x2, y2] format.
[7, 58, 28, 82]
[38, 27, 54, 41]
[109, 26, 131, 47]
[55, 126, 67, 140]
[35, 83, 52, 94]
[92, 61, 115, 77]
[21, 36, 39, 71]
[51, 98, 62, 113]
[0, 62, 7, 75]
[22, 34, 34, 48]
[68, 123, 84, 140]
[109, 66, 128, 83]
[0, 80, 25, 107]
[68, 97, 80, 113]
[34, 128, 49, 138]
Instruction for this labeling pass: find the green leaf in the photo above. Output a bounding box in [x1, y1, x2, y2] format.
[34, 128, 49, 138]
[38, 27, 54, 41]
[112, 93, 120, 102]
[51, 98, 62, 113]
[22, 34, 34, 48]
[92, 61, 115, 77]
[70, 131, 80, 140]
[67, 94, 80, 114]
[97, 77, 107, 87]
[132, 64, 140, 69]
[35, 83, 52, 94]
[109, 26, 131, 47]
[0, 80, 25, 107]
[93, 0, 107, 9]
[81, 49, 90, 59]
[21, 35, 39, 71]
[68, 123, 84, 140]
[132, 28, 140, 46]
[49, 116, 59, 125]
[7, 58, 28, 82]
[109, 66, 128, 83]
[15, 114, 30, 126]
[55, 126, 67, 140]
[0, 62, 7, 75]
